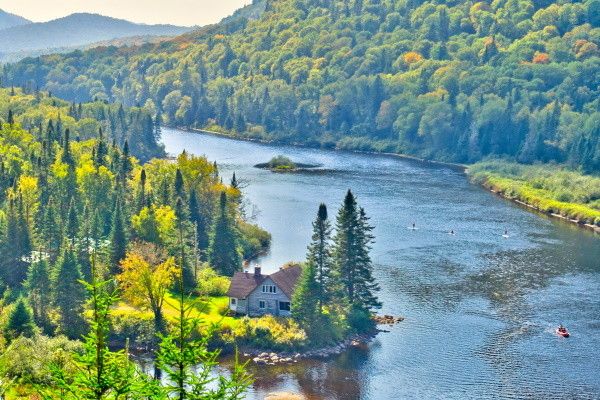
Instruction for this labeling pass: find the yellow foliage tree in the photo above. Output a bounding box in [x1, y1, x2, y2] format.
[117, 242, 180, 334]
[402, 51, 424, 64]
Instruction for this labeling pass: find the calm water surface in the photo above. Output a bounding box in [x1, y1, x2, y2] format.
[163, 128, 600, 400]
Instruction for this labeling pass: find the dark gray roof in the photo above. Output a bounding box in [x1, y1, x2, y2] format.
[227, 265, 302, 299]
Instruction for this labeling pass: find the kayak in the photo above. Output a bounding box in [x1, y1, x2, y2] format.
[556, 329, 570, 338]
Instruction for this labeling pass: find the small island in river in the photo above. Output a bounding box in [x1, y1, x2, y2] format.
[255, 155, 320, 172]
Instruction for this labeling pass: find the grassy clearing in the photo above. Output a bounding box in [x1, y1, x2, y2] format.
[468, 160, 600, 226]
[113, 293, 239, 329]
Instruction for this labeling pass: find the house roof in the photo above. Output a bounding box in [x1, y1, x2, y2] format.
[269, 265, 302, 298]
[227, 265, 302, 299]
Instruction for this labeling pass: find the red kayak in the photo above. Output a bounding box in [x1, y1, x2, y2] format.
[556, 328, 570, 338]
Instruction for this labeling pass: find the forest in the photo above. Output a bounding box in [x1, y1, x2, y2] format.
[0, 87, 276, 396]
[2, 0, 599, 172]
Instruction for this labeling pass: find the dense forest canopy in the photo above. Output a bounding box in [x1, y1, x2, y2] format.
[0, 88, 269, 321]
[3, 0, 600, 172]
[0, 87, 164, 161]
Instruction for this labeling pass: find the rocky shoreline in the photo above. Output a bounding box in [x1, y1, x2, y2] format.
[245, 315, 404, 365]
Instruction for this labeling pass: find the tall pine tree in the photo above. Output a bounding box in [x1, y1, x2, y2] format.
[208, 192, 241, 276]
[52, 249, 87, 339]
[334, 190, 380, 312]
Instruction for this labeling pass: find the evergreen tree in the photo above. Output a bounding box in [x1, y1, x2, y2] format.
[291, 261, 320, 330]
[24, 260, 52, 333]
[353, 207, 381, 310]
[0, 197, 30, 287]
[188, 189, 210, 259]
[4, 297, 35, 341]
[95, 128, 108, 168]
[109, 199, 127, 274]
[62, 128, 75, 166]
[334, 190, 380, 312]
[306, 203, 335, 312]
[174, 168, 185, 200]
[52, 249, 86, 339]
[154, 111, 162, 142]
[208, 192, 241, 276]
[65, 199, 79, 243]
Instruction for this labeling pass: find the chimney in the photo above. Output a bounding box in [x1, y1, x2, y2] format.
[254, 266, 262, 277]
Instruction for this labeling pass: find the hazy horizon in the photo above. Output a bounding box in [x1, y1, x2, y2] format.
[0, 0, 250, 26]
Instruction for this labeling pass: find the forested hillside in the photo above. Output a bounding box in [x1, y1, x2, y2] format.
[0, 87, 164, 161]
[4, 0, 600, 171]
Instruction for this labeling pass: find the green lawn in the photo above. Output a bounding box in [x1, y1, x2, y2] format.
[113, 293, 240, 330]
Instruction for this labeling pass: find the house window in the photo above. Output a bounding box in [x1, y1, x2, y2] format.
[259, 300, 266, 309]
[230, 298, 236, 305]
[279, 302, 290, 311]
[262, 285, 277, 294]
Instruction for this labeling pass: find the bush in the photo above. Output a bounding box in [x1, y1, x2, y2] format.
[110, 311, 155, 349]
[0, 335, 81, 385]
[347, 306, 375, 333]
[228, 315, 307, 351]
[196, 267, 230, 297]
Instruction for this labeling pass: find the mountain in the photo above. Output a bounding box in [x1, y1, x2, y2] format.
[0, 9, 31, 30]
[0, 13, 191, 54]
[5, 0, 600, 172]
[219, 0, 267, 25]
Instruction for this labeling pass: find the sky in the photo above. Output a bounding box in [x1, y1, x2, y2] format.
[0, 0, 250, 26]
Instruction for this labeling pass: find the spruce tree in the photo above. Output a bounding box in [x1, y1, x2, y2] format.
[109, 199, 127, 274]
[306, 203, 335, 312]
[231, 172, 239, 190]
[52, 249, 86, 339]
[292, 262, 320, 330]
[189, 189, 210, 259]
[65, 198, 79, 244]
[24, 260, 52, 333]
[208, 192, 241, 276]
[95, 128, 108, 168]
[4, 297, 35, 341]
[334, 190, 380, 312]
[353, 207, 381, 310]
[174, 168, 185, 200]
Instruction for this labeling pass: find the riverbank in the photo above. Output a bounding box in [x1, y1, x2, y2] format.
[468, 161, 600, 235]
[179, 126, 467, 172]
[241, 315, 404, 365]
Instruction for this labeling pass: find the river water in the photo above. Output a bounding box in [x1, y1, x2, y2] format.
[162, 127, 600, 400]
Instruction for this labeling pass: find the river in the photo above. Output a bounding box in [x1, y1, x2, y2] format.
[162, 127, 600, 400]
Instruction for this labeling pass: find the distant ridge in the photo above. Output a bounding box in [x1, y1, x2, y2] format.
[0, 9, 31, 30]
[0, 12, 191, 54]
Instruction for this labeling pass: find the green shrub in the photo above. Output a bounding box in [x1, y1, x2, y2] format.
[110, 311, 155, 349]
[228, 315, 307, 351]
[0, 335, 81, 385]
[196, 267, 231, 297]
[347, 306, 375, 333]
